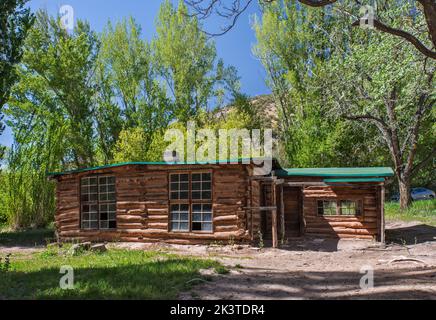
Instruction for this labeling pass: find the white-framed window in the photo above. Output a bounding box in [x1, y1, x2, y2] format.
[169, 172, 213, 233]
[81, 175, 116, 230]
[192, 203, 212, 231]
[170, 203, 189, 232]
[191, 172, 212, 200]
[170, 173, 189, 200]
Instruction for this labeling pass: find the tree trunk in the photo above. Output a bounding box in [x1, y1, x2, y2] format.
[398, 178, 411, 210]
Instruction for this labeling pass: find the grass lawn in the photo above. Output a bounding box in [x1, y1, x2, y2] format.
[0, 227, 55, 247]
[0, 244, 223, 299]
[385, 199, 436, 226]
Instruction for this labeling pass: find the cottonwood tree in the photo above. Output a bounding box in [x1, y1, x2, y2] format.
[253, 1, 383, 167]
[0, 0, 34, 160]
[97, 17, 170, 163]
[185, 0, 436, 60]
[323, 32, 435, 209]
[153, 0, 238, 122]
[6, 10, 99, 168]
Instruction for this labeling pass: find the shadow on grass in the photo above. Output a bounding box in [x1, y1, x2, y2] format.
[386, 224, 436, 245]
[0, 257, 216, 299]
[0, 228, 55, 247]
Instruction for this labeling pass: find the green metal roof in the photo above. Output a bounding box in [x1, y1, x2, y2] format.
[48, 158, 394, 179]
[275, 167, 394, 177]
[324, 178, 386, 183]
[47, 158, 257, 177]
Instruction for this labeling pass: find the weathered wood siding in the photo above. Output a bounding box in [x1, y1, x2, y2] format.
[55, 164, 251, 244]
[302, 185, 380, 239]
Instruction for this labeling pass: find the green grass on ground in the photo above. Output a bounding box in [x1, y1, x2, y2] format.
[385, 199, 436, 226]
[0, 227, 55, 247]
[0, 246, 222, 299]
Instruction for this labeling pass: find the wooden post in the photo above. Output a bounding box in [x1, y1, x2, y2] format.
[271, 183, 278, 248]
[280, 185, 285, 243]
[380, 184, 385, 243]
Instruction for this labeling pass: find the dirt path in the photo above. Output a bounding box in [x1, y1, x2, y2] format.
[175, 221, 436, 299]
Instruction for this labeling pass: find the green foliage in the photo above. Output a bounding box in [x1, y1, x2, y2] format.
[385, 200, 436, 226]
[253, 0, 371, 167]
[0, 1, 241, 229]
[153, 0, 237, 122]
[0, 0, 34, 160]
[0, 247, 220, 299]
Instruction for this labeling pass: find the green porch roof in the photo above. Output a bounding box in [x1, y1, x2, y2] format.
[324, 178, 386, 183]
[275, 167, 394, 177]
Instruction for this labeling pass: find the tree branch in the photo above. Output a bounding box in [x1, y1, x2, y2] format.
[352, 19, 436, 59]
[411, 147, 436, 176]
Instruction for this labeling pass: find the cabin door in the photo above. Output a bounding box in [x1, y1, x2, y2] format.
[282, 187, 301, 237]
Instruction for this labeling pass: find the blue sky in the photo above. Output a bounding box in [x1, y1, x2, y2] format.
[0, 0, 270, 148]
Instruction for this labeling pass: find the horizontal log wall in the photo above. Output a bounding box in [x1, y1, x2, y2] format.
[55, 164, 251, 244]
[301, 184, 381, 240]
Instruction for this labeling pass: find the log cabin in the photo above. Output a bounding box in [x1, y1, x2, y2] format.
[48, 160, 394, 247]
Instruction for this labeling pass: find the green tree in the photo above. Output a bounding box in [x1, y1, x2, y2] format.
[0, 0, 34, 160]
[186, 0, 436, 60]
[153, 0, 235, 122]
[253, 0, 376, 167]
[323, 31, 435, 209]
[97, 17, 171, 162]
[9, 11, 100, 168]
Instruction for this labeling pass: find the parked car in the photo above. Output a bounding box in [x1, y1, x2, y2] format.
[390, 187, 435, 202]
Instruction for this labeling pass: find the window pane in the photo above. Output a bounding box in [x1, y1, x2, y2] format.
[203, 222, 212, 231]
[192, 182, 201, 190]
[179, 191, 189, 199]
[193, 213, 201, 221]
[192, 222, 202, 231]
[203, 212, 212, 221]
[180, 174, 189, 182]
[192, 173, 201, 181]
[192, 191, 200, 199]
[170, 174, 179, 182]
[170, 203, 189, 231]
[340, 200, 357, 215]
[318, 200, 337, 215]
[191, 203, 212, 232]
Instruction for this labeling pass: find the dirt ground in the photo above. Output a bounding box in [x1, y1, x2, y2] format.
[115, 221, 436, 299]
[1, 220, 435, 299]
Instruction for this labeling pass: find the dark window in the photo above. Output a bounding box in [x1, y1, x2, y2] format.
[81, 176, 116, 230]
[317, 200, 337, 216]
[192, 204, 212, 231]
[169, 172, 213, 232]
[340, 200, 361, 216]
[317, 199, 362, 216]
[191, 173, 212, 200]
[170, 173, 189, 200]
